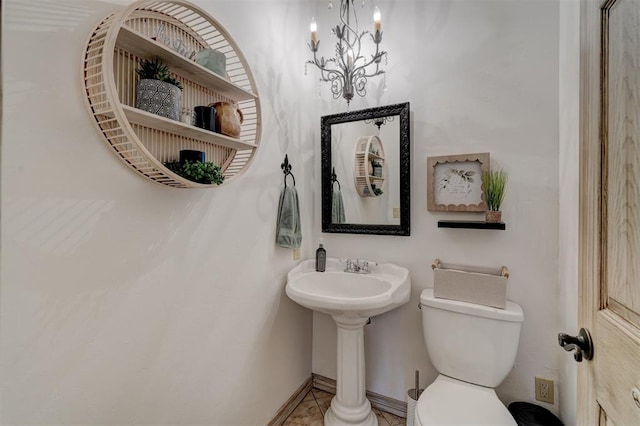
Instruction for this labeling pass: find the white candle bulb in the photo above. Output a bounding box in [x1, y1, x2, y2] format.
[373, 6, 381, 32]
[310, 17, 318, 43]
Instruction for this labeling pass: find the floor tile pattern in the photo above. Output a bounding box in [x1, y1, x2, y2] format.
[284, 388, 406, 425]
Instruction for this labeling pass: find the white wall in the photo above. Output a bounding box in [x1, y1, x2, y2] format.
[1, 1, 316, 424]
[2, 0, 578, 424]
[312, 0, 565, 418]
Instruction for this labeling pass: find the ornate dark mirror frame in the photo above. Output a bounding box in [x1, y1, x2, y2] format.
[321, 102, 411, 236]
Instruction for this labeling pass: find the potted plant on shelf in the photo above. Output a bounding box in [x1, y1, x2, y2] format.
[164, 160, 225, 185]
[482, 169, 507, 223]
[136, 57, 183, 121]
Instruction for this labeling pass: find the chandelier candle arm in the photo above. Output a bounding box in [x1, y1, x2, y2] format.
[352, 42, 385, 76]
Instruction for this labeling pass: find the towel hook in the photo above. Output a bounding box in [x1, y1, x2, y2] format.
[331, 167, 341, 191]
[281, 154, 296, 187]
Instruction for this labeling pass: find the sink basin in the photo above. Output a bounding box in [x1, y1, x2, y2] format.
[286, 257, 411, 318]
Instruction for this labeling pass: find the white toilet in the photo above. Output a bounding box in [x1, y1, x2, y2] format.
[415, 289, 524, 426]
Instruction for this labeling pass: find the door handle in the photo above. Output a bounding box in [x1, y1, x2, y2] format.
[632, 387, 640, 409]
[558, 328, 594, 362]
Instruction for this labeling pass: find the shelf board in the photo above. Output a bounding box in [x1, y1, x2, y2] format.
[116, 26, 257, 102]
[437, 220, 506, 230]
[104, 105, 257, 151]
[355, 175, 384, 180]
[355, 151, 384, 160]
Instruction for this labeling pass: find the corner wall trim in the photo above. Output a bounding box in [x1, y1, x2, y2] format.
[312, 373, 408, 418]
[267, 375, 313, 426]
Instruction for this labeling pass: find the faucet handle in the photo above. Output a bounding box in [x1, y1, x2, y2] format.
[339, 258, 377, 273]
[340, 258, 356, 272]
[360, 259, 378, 273]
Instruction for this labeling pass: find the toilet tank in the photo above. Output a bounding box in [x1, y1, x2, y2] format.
[420, 289, 524, 388]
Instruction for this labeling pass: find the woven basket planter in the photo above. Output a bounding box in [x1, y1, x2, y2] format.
[485, 210, 502, 223]
[135, 79, 182, 121]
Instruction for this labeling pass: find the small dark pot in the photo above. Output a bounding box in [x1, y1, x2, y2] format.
[180, 150, 205, 164]
[135, 79, 182, 121]
[194, 106, 217, 132]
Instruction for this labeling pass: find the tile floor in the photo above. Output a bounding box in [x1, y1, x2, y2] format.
[283, 388, 406, 426]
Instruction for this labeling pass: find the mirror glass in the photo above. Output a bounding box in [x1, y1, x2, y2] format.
[321, 103, 410, 235]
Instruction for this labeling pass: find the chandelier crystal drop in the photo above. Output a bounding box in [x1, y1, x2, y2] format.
[307, 0, 387, 104]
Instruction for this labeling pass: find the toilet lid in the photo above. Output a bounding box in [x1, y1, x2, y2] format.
[415, 376, 517, 426]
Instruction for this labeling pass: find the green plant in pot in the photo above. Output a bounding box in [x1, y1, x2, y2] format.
[164, 160, 225, 185]
[482, 169, 507, 223]
[136, 57, 183, 121]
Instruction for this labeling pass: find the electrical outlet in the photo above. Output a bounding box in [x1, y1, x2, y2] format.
[393, 208, 400, 218]
[293, 248, 300, 260]
[535, 377, 554, 404]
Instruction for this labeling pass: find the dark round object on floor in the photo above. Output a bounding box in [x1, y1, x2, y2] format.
[508, 402, 564, 426]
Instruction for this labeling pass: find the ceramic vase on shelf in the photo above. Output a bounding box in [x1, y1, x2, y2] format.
[196, 48, 227, 77]
[485, 210, 502, 223]
[211, 102, 243, 138]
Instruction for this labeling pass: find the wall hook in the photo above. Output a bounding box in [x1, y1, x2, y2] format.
[331, 166, 341, 191]
[281, 154, 296, 187]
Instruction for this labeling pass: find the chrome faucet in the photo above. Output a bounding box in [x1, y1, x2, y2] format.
[343, 258, 378, 274]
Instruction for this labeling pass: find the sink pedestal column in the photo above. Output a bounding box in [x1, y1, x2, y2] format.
[324, 315, 377, 426]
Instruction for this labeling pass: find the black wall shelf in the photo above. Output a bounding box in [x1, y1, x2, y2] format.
[438, 220, 506, 230]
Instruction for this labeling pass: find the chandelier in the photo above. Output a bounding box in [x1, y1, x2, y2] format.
[365, 115, 394, 130]
[307, 0, 387, 104]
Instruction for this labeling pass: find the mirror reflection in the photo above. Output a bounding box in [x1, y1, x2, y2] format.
[321, 103, 410, 236]
[330, 119, 400, 224]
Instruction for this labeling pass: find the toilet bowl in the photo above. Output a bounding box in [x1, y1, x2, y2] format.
[416, 289, 524, 426]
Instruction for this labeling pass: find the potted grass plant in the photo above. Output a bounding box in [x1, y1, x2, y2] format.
[482, 169, 507, 223]
[135, 57, 183, 121]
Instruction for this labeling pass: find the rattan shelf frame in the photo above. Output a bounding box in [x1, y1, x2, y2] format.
[353, 135, 386, 197]
[82, 0, 262, 188]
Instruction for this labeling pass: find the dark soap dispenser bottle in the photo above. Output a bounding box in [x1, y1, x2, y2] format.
[316, 239, 326, 272]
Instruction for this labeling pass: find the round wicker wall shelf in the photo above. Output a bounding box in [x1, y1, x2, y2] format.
[353, 135, 386, 197]
[82, 0, 261, 188]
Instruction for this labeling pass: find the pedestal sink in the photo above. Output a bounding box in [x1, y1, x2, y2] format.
[286, 258, 411, 426]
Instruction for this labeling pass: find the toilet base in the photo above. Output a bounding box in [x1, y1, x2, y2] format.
[414, 375, 516, 426]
